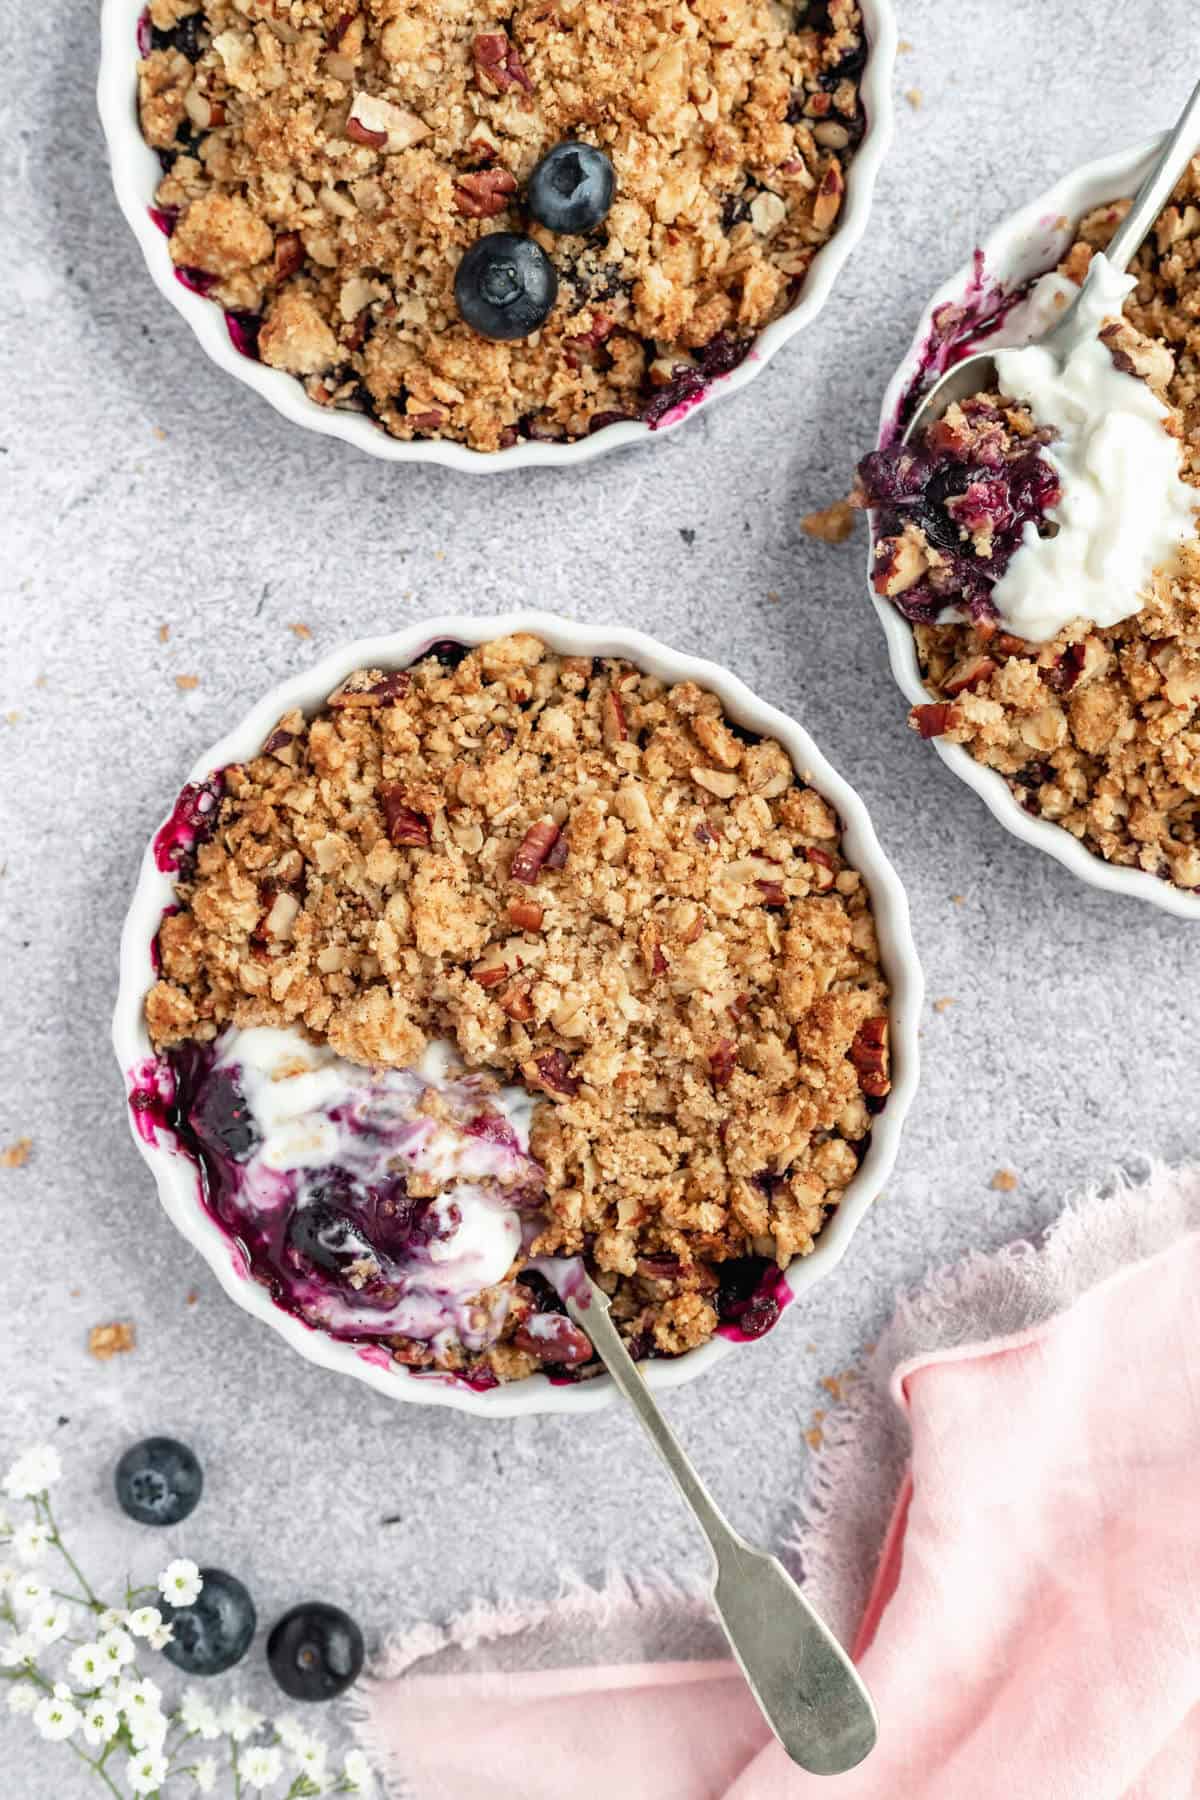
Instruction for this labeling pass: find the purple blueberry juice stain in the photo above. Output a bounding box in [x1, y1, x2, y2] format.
[149, 207, 178, 238]
[136, 10, 152, 54]
[224, 311, 261, 360]
[153, 775, 225, 874]
[714, 1257, 792, 1343]
[175, 266, 217, 297]
[643, 332, 752, 431]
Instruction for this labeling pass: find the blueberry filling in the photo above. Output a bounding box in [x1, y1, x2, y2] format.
[156, 1028, 546, 1364]
[643, 332, 753, 428]
[857, 398, 1063, 625]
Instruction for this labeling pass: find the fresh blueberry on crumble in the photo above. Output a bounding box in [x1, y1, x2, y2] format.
[136, 0, 872, 449]
[138, 636, 892, 1383]
[527, 142, 616, 236]
[454, 234, 559, 341]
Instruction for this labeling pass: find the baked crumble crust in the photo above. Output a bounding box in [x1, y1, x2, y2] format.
[146, 634, 891, 1377]
[866, 170, 1200, 893]
[137, 0, 867, 450]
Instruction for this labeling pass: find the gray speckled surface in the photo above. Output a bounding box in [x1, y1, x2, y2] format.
[3, 2, 1199, 1792]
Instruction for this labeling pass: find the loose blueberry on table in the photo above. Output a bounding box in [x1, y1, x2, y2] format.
[163, 1568, 257, 1676]
[267, 1602, 365, 1702]
[115, 1436, 204, 1526]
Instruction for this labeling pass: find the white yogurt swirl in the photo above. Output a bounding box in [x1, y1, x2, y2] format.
[989, 254, 1197, 643]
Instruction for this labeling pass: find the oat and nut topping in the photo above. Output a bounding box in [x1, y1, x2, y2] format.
[867, 169, 1200, 892]
[137, 0, 867, 449]
[146, 635, 891, 1376]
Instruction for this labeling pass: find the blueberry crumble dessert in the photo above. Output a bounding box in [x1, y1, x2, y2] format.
[136, 634, 891, 1385]
[136, 0, 868, 449]
[858, 179, 1200, 891]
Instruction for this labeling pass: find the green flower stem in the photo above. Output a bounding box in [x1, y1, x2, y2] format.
[39, 1495, 102, 1609]
[231, 1736, 243, 1800]
[69, 1741, 124, 1800]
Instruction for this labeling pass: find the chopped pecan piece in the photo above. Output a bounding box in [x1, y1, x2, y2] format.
[378, 785, 431, 846]
[524, 1049, 579, 1098]
[544, 831, 569, 870]
[346, 115, 387, 149]
[454, 168, 518, 218]
[329, 671, 411, 708]
[602, 690, 628, 744]
[756, 879, 787, 908]
[709, 1037, 737, 1086]
[943, 654, 999, 696]
[806, 846, 834, 869]
[910, 702, 959, 739]
[848, 1016, 890, 1099]
[513, 1315, 593, 1366]
[508, 898, 544, 932]
[510, 819, 560, 883]
[471, 961, 509, 989]
[872, 534, 927, 598]
[472, 29, 533, 94]
[1042, 642, 1087, 694]
[272, 228, 305, 283]
[498, 981, 534, 1021]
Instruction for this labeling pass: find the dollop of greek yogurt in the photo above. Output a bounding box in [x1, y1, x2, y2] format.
[177, 1025, 544, 1357]
[988, 253, 1197, 642]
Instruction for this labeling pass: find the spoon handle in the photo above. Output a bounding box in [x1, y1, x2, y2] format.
[567, 1280, 877, 1775]
[1106, 78, 1200, 274]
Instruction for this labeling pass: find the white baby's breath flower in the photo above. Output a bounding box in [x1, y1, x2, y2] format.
[81, 1697, 120, 1746]
[53, 1681, 74, 1699]
[158, 1558, 202, 1607]
[0, 1504, 12, 1535]
[10, 1576, 48, 1614]
[26, 1602, 71, 1649]
[97, 1626, 137, 1670]
[3, 1446, 62, 1498]
[293, 1735, 328, 1781]
[241, 1744, 282, 1790]
[344, 1748, 374, 1790]
[0, 1632, 34, 1669]
[193, 1757, 217, 1795]
[6, 1682, 38, 1715]
[0, 1562, 17, 1593]
[179, 1685, 222, 1739]
[127, 1748, 169, 1795]
[128, 1605, 164, 1639]
[148, 1621, 174, 1650]
[223, 1698, 264, 1742]
[99, 1607, 129, 1630]
[273, 1713, 309, 1751]
[123, 1678, 167, 1750]
[12, 1522, 51, 1563]
[33, 1693, 80, 1741]
[68, 1641, 106, 1687]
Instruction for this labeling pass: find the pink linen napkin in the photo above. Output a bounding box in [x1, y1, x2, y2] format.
[356, 1165, 1200, 1799]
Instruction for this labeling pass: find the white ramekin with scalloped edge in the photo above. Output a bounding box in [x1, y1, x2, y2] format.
[97, 0, 896, 475]
[112, 613, 922, 1417]
[870, 133, 1200, 922]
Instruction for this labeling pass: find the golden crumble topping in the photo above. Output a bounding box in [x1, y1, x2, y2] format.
[137, 0, 867, 449]
[865, 167, 1200, 893]
[146, 634, 891, 1378]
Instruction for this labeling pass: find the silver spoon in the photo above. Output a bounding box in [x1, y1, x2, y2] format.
[566, 1277, 877, 1776]
[904, 76, 1200, 444]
